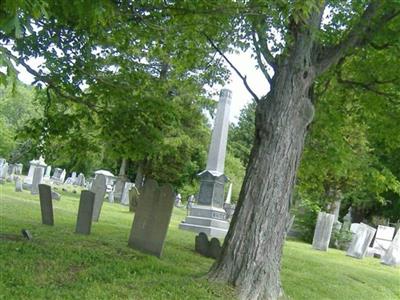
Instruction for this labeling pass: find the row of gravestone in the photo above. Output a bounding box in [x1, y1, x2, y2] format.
[0, 159, 23, 183]
[37, 178, 175, 258]
[312, 212, 399, 267]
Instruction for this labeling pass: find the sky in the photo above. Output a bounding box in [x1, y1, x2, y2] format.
[15, 50, 269, 123]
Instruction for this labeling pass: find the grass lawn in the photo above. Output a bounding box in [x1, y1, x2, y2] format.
[1, 182, 399, 299]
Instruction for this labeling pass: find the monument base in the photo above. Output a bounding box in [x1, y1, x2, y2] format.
[179, 205, 229, 238]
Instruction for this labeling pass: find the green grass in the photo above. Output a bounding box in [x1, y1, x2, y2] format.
[1, 182, 399, 300]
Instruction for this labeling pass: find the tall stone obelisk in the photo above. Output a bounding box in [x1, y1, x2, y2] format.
[179, 89, 232, 238]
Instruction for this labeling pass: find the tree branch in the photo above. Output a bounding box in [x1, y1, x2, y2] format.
[336, 66, 398, 99]
[252, 24, 277, 71]
[315, 1, 400, 75]
[1, 46, 98, 111]
[251, 31, 273, 85]
[204, 33, 260, 103]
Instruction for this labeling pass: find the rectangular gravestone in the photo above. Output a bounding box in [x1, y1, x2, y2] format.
[90, 174, 107, 222]
[347, 223, 376, 259]
[372, 225, 395, 255]
[128, 179, 174, 257]
[38, 184, 54, 225]
[312, 212, 335, 251]
[75, 190, 96, 235]
[15, 176, 23, 192]
[31, 167, 44, 195]
[381, 229, 400, 267]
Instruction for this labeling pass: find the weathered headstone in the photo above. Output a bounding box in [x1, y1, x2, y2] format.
[15, 176, 23, 192]
[108, 190, 114, 203]
[128, 179, 174, 257]
[23, 157, 47, 187]
[350, 223, 360, 234]
[381, 229, 400, 267]
[195, 232, 210, 257]
[14, 163, 23, 175]
[347, 223, 376, 259]
[90, 174, 107, 222]
[209, 237, 222, 259]
[120, 182, 134, 205]
[21, 229, 33, 240]
[52, 191, 61, 200]
[44, 165, 51, 180]
[0, 162, 8, 179]
[128, 186, 140, 211]
[38, 184, 54, 225]
[75, 190, 96, 235]
[312, 212, 335, 251]
[31, 167, 44, 195]
[342, 207, 352, 231]
[76, 173, 85, 186]
[372, 225, 395, 256]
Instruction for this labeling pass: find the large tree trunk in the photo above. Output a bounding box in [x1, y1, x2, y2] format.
[209, 45, 316, 299]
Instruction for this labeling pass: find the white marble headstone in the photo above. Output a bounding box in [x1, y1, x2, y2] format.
[381, 229, 400, 267]
[347, 223, 376, 259]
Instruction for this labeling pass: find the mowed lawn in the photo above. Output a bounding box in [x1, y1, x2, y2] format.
[1, 182, 399, 300]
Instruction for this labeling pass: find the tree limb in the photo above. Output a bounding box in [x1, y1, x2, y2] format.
[204, 33, 260, 103]
[315, 1, 400, 75]
[336, 66, 398, 99]
[251, 31, 273, 85]
[1, 46, 98, 111]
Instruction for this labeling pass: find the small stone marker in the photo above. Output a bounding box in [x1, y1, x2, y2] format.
[381, 229, 400, 267]
[128, 179, 174, 258]
[195, 232, 210, 257]
[312, 212, 335, 251]
[15, 177, 23, 192]
[194, 233, 222, 259]
[31, 167, 44, 195]
[90, 174, 107, 222]
[38, 184, 54, 225]
[347, 223, 376, 259]
[21, 229, 33, 240]
[52, 191, 61, 201]
[75, 190, 96, 235]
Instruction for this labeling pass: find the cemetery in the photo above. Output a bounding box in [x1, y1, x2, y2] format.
[1, 2, 400, 300]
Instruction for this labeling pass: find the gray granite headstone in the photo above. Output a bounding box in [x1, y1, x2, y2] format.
[90, 174, 107, 222]
[31, 167, 44, 195]
[312, 212, 335, 251]
[195, 232, 210, 257]
[15, 177, 23, 192]
[381, 229, 400, 267]
[128, 179, 174, 258]
[38, 184, 54, 225]
[347, 223, 376, 259]
[75, 190, 96, 235]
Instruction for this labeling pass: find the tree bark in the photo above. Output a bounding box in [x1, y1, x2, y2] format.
[208, 29, 317, 300]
